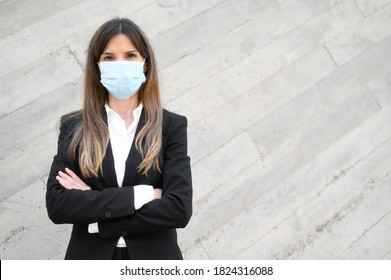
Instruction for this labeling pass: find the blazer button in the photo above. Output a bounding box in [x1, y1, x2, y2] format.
[105, 211, 111, 218]
[121, 231, 128, 236]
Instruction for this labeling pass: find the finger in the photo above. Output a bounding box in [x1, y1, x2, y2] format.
[59, 171, 80, 187]
[57, 171, 80, 189]
[154, 189, 163, 199]
[58, 170, 72, 181]
[65, 168, 91, 190]
[57, 177, 83, 190]
[56, 175, 72, 189]
[57, 174, 75, 189]
[65, 168, 84, 184]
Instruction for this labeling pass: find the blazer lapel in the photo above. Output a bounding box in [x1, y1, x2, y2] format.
[101, 107, 118, 188]
[122, 109, 146, 187]
[101, 140, 119, 188]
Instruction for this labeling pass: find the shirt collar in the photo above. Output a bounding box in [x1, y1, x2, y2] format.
[104, 102, 143, 121]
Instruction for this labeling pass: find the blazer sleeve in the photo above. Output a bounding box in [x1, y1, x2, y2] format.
[97, 114, 193, 238]
[46, 115, 136, 225]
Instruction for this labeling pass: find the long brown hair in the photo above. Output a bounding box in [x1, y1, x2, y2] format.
[68, 18, 162, 177]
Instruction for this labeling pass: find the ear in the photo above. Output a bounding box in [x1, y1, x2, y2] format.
[143, 61, 148, 73]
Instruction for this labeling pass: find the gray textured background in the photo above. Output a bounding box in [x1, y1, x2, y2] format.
[1, 0, 391, 259]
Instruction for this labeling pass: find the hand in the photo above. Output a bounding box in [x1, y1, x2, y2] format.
[56, 167, 91, 191]
[154, 188, 163, 199]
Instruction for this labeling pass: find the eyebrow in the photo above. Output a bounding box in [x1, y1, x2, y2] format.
[102, 50, 139, 55]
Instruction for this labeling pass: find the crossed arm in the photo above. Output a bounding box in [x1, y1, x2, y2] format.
[46, 113, 192, 238]
[55, 167, 162, 234]
[56, 167, 163, 203]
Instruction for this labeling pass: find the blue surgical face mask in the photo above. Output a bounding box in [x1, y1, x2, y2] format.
[99, 60, 146, 100]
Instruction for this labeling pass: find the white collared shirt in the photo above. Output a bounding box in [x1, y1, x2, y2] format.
[105, 102, 143, 188]
[88, 103, 154, 247]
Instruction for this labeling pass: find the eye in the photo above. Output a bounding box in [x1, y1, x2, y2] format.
[103, 56, 114, 61]
[126, 53, 137, 59]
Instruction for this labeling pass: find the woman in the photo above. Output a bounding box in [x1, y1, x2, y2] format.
[46, 18, 192, 260]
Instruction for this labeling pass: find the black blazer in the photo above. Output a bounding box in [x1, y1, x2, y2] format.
[46, 109, 192, 260]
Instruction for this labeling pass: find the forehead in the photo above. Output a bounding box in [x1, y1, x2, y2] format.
[103, 34, 137, 52]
